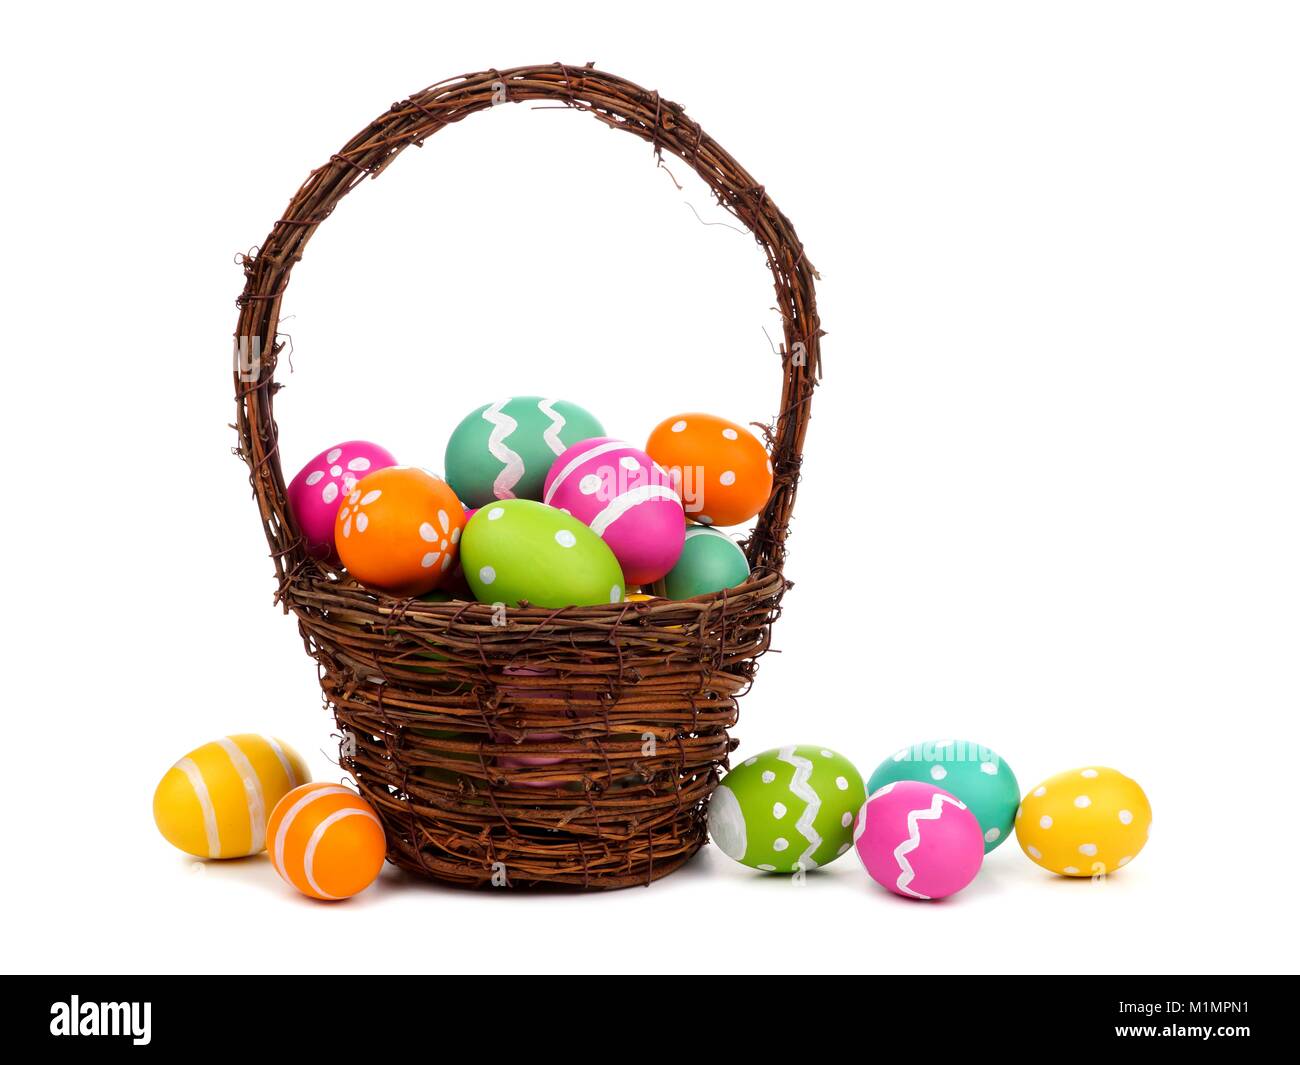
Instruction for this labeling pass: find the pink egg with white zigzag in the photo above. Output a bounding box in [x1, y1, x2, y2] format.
[287, 441, 397, 560]
[854, 780, 985, 900]
[543, 438, 685, 586]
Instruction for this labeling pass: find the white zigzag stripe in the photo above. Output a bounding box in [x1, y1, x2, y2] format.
[482, 400, 524, 498]
[892, 791, 967, 900]
[590, 485, 681, 536]
[778, 747, 823, 870]
[538, 398, 567, 455]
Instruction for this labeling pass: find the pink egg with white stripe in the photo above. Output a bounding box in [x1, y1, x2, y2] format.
[543, 438, 685, 586]
[287, 440, 398, 560]
[854, 780, 985, 900]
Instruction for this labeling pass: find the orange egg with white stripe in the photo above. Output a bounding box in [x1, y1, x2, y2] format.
[266, 783, 387, 900]
[153, 734, 310, 859]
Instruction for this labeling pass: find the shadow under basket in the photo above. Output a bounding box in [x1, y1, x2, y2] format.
[233, 63, 822, 889]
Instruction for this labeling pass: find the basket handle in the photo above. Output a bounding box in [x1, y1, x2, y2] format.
[235, 63, 821, 591]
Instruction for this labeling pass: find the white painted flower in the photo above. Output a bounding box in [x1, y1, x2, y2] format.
[306, 449, 373, 508]
[419, 508, 459, 570]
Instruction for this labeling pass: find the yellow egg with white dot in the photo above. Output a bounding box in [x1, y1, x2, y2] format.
[1015, 766, 1151, 877]
[153, 735, 311, 859]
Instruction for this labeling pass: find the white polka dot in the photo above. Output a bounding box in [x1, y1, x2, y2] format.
[1039, 815, 1053, 829]
[1118, 809, 1133, 825]
[719, 470, 736, 486]
[835, 776, 849, 791]
[360, 490, 382, 505]
[619, 456, 640, 471]
[757, 863, 776, 871]
[1118, 855, 1132, 867]
[579, 474, 602, 495]
[487, 506, 504, 520]
[355, 513, 368, 533]
[305, 470, 324, 486]
[772, 838, 789, 852]
[1063, 866, 1080, 875]
[821, 749, 833, 758]
[321, 481, 339, 505]
[836, 842, 850, 856]
[772, 802, 787, 819]
[841, 812, 853, 828]
[1027, 845, 1042, 860]
[696, 514, 713, 525]
[1074, 795, 1091, 809]
[1033, 786, 1047, 797]
[1081, 768, 1099, 778]
[609, 586, 621, 603]
[761, 771, 775, 784]
[984, 827, 1000, 843]
[330, 465, 343, 477]
[479, 566, 496, 585]
[722, 427, 738, 440]
[347, 457, 371, 472]
[326, 448, 342, 463]
[931, 765, 947, 781]
[671, 420, 687, 433]
[980, 762, 997, 775]
[554, 530, 576, 548]
[1078, 843, 1098, 856]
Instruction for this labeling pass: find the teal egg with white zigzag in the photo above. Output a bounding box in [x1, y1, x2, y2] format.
[445, 397, 605, 508]
[709, 746, 866, 872]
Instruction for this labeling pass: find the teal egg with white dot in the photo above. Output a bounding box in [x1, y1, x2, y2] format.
[868, 739, 1020, 852]
[460, 499, 624, 608]
[709, 746, 866, 872]
[445, 396, 605, 508]
[656, 525, 750, 599]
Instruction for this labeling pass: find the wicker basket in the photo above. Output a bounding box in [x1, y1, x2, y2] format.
[234, 64, 821, 889]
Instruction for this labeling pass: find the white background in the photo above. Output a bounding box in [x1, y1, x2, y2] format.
[3, 1, 1297, 975]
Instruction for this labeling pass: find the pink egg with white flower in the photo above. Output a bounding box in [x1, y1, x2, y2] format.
[542, 438, 685, 586]
[287, 441, 397, 560]
[854, 780, 985, 900]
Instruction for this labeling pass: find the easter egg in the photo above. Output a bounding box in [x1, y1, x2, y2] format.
[335, 467, 466, 597]
[646, 412, 774, 527]
[266, 783, 386, 901]
[153, 735, 310, 859]
[461, 499, 625, 608]
[855, 780, 985, 900]
[543, 438, 685, 586]
[1015, 767, 1152, 877]
[868, 740, 1020, 852]
[445, 397, 605, 508]
[709, 746, 866, 872]
[657, 526, 750, 599]
[287, 441, 397, 560]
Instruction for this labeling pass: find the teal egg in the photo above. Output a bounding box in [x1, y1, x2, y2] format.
[868, 739, 1020, 852]
[461, 499, 625, 608]
[710, 745, 867, 871]
[657, 526, 750, 599]
[444, 397, 605, 508]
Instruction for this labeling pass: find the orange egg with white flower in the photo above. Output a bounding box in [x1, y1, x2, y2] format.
[335, 466, 466, 596]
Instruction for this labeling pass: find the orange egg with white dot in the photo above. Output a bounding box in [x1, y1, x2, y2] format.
[1015, 766, 1152, 877]
[266, 783, 387, 901]
[646, 413, 774, 528]
[335, 466, 466, 596]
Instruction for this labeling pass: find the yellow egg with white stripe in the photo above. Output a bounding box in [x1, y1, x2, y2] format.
[153, 735, 310, 859]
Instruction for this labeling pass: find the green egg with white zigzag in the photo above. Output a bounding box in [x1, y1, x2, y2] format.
[709, 745, 866, 872]
[445, 396, 605, 509]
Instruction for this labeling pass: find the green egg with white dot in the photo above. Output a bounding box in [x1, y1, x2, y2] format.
[867, 739, 1020, 852]
[655, 525, 750, 599]
[461, 498, 625, 608]
[709, 745, 866, 872]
